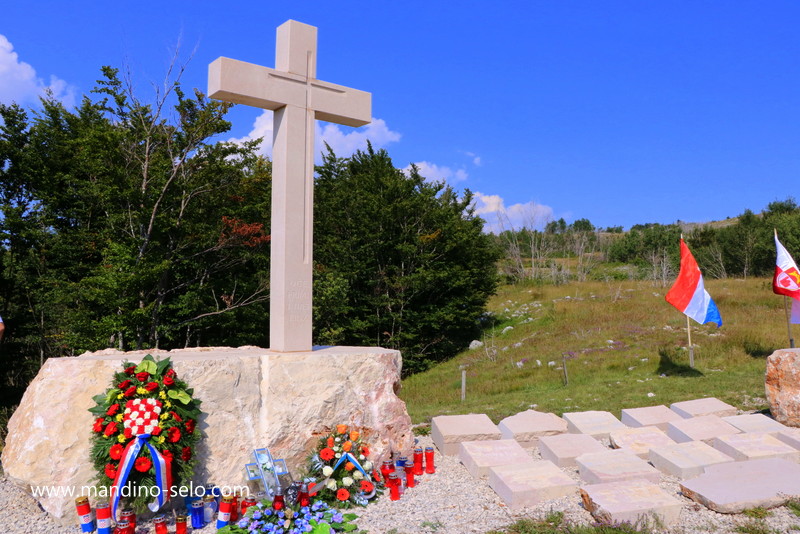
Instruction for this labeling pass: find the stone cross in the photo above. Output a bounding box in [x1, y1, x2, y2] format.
[208, 20, 371, 352]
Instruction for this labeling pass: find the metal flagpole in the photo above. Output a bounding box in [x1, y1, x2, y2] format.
[784, 296, 795, 348]
[686, 314, 694, 368]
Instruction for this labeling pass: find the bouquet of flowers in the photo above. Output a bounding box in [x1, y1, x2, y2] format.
[304, 424, 380, 508]
[218, 498, 360, 534]
[88, 355, 202, 512]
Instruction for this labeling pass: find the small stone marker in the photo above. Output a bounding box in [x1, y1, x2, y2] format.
[666, 414, 741, 443]
[670, 397, 737, 419]
[431, 414, 501, 456]
[712, 432, 800, 462]
[621, 405, 683, 431]
[488, 460, 578, 510]
[576, 449, 661, 484]
[498, 410, 567, 448]
[539, 433, 607, 468]
[609, 426, 676, 459]
[580, 479, 683, 528]
[459, 439, 534, 479]
[563, 410, 627, 439]
[721, 414, 786, 435]
[649, 441, 734, 479]
[680, 458, 800, 513]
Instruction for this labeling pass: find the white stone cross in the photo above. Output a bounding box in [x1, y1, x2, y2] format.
[208, 20, 371, 352]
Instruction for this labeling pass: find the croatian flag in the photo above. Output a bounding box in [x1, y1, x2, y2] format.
[773, 230, 800, 323]
[665, 238, 722, 327]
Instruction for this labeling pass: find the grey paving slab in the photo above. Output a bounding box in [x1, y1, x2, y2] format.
[680, 458, 800, 513]
[712, 432, 800, 462]
[666, 414, 741, 443]
[609, 426, 676, 459]
[670, 397, 738, 419]
[459, 438, 534, 479]
[488, 460, 578, 510]
[498, 410, 567, 448]
[722, 414, 787, 435]
[621, 405, 684, 432]
[563, 410, 628, 439]
[776, 428, 800, 450]
[576, 449, 661, 484]
[580, 479, 683, 527]
[649, 441, 734, 479]
[539, 433, 608, 468]
[431, 413, 501, 455]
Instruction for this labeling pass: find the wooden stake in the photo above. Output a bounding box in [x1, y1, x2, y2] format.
[686, 314, 695, 368]
[784, 296, 795, 348]
[562, 355, 569, 386]
[461, 369, 466, 402]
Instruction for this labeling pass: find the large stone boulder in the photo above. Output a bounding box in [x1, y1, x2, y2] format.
[1, 346, 412, 524]
[765, 348, 800, 426]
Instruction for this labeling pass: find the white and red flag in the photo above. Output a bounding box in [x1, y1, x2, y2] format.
[773, 230, 800, 323]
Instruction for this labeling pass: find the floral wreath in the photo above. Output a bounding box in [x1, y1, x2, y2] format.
[89, 355, 202, 515]
[305, 424, 380, 508]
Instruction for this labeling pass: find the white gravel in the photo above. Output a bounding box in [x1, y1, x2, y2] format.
[5, 435, 800, 533]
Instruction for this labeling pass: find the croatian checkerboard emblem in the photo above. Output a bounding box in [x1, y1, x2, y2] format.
[124, 398, 162, 436]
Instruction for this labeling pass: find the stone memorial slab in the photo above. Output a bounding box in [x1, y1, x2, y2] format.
[431, 414, 501, 456]
[721, 414, 786, 435]
[666, 415, 740, 443]
[621, 405, 683, 431]
[776, 428, 800, 450]
[712, 432, 800, 462]
[563, 410, 627, 439]
[670, 397, 738, 419]
[580, 479, 683, 527]
[609, 426, 676, 458]
[576, 449, 661, 484]
[649, 441, 734, 479]
[680, 458, 800, 512]
[498, 410, 567, 448]
[539, 433, 608, 468]
[488, 460, 578, 510]
[459, 439, 534, 479]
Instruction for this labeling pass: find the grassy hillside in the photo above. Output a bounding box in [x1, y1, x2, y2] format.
[401, 277, 784, 423]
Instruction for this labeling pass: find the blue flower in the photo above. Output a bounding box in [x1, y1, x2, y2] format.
[253, 510, 263, 520]
[237, 518, 250, 528]
[332, 513, 343, 523]
[277, 510, 285, 519]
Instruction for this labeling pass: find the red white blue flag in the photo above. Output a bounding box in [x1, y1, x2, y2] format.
[773, 230, 800, 323]
[665, 238, 722, 327]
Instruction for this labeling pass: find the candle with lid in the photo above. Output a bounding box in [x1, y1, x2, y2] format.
[190, 500, 205, 529]
[74, 497, 94, 533]
[413, 447, 424, 476]
[404, 459, 416, 488]
[425, 446, 436, 474]
[240, 496, 257, 517]
[153, 514, 168, 534]
[175, 514, 188, 534]
[387, 472, 400, 501]
[95, 501, 112, 534]
[216, 495, 234, 529]
[113, 520, 129, 534]
[298, 483, 311, 508]
[120, 508, 135, 534]
[272, 486, 285, 511]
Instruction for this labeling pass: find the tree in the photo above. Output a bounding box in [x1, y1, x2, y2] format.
[313, 145, 501, 374]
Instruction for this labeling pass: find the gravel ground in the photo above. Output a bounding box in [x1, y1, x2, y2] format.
[4, 434, 800, 534]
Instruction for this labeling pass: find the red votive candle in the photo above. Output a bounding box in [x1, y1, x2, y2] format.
[153, 514, 168, 534]
[413, 447, 424, 476]
[240, 496, 257, 517]
[388, 473, 400, 501]
[120, 508, 135, 534]
[175, 514, 188, 534]
[404, 460, 415, 488]
[231, 492, 239, 522]
[113, 520, 129, 534]
[74, 497, 92, 532]
[298, 483, 310, 507]
[424, 446, 435, 474]
[272, 487, 285, 511]
[380, 460, 394, 482]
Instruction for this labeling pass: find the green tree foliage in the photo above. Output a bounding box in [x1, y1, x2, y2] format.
[313, 146, 501, 374]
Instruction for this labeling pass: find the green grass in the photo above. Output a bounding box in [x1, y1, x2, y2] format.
[401, 278, 778, 423]
[743, 508, 772, 520]
[787, 498, 800, 518]
[487, 514, 654, 534]
[734, 519, 777, 534]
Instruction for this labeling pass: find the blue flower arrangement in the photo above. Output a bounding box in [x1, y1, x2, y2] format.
[217, 497, 360, 534]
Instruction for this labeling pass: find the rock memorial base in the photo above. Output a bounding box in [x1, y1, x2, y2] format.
[1, 346, 413, 524]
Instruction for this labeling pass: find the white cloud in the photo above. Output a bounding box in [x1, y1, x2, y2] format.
[472, 192, 555, 234]
[464, 151, 482, 166]
[0, 34, 75, 107]
[405, 161, 469, 184]
[229, 111, 401, 162]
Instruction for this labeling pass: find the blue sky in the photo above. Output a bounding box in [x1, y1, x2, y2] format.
[2, 1, 799, 232]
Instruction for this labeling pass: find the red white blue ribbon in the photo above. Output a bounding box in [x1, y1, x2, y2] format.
[109, 434, 172, 519]
[332, 452, 369, 478]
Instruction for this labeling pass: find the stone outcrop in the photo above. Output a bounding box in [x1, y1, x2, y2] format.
[1, 346, 412, 523]
[765, 348, 800, 426]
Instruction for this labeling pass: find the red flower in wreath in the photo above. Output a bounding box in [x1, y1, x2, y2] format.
[106, 403, 120, 416]
[123, 386, 136, 398]
[336, 488, 350, 501]
[118, 379, 132, 390]
[105, 463, 117, 479]
[359, 480, 375, 493]
[109, 444, 124, 460]
[93, 417, 105, 433]
[124, 365, 136, 375]
[167, 427, 181, 443]
[144, 381, 159, 392]
[320, 447, 335, 461]
[170, 411, 182, 422]
[166, 368, 176, 378]
[151, 425, 162, 436]
[181, 446, 192, 461]
[103, 422, 118, 436]
[163, 376, 175, 386]
[135, 371, 150, 382]
[326, 437, 335, 448]
[361, 445, 370, 457]
[134, 457, 152, 473]
[162, 449, 173, 464]
[185, 419, 196, 434]
[124, 427, 133, 440]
